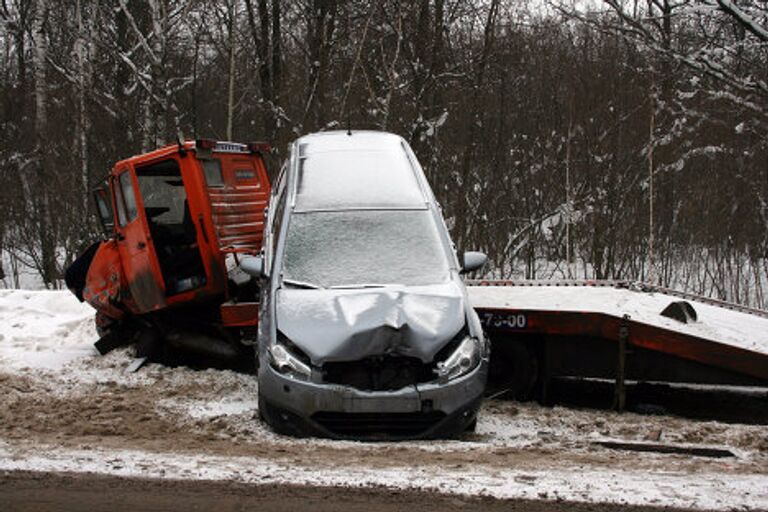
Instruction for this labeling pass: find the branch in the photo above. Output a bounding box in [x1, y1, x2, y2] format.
[715, 0, 768, 42]
[117, 0, 159, 65]
[45, 56, 118, 119]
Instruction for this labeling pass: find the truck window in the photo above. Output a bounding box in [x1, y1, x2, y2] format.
[202, 159, 224, 187]
[136, 160, 188, 225]
[118, 171, 139, 224]
[93, 187, 114, 234]
[114, 181, 127, 227]
[114, 171, 138, 227]
[135, 158, 205, 295]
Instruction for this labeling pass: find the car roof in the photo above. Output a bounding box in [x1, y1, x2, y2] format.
[291, 131, 429, 212]
[295, 131, 405, 156]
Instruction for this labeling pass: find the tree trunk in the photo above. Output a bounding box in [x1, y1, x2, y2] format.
[32, 0, 56, 287]
[75, 0, 90, 211]
[226, 0, 237, 140]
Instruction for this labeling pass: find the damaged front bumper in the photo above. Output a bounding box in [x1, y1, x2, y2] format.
[257, 359, 488, 440]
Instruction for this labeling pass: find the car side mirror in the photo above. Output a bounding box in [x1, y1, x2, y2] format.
[461, 251, 487, 274]
[240, 255, 265, 279]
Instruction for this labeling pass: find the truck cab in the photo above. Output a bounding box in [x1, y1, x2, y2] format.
[71, 140, 271, 341]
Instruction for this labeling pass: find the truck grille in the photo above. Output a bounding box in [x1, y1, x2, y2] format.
[312, 411, 446, 438]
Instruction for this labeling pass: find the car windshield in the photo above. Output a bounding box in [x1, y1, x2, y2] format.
[281, 210, 451, 288]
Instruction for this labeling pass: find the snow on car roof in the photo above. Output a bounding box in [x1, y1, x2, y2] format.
[467, 283, 768, 356]
[296, 130, 404, 154]
[293, 131, 428, 211]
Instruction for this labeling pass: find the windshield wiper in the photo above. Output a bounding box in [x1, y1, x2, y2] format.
[328, 283, 388, 289]
[282, 278, 322, 289]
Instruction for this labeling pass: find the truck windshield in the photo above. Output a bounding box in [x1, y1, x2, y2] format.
[282, 210, 451, 288]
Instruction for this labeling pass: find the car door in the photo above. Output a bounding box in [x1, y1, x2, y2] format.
[112, 165, 167, 313]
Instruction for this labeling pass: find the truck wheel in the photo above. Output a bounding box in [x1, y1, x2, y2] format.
[487, 338, 538, 400]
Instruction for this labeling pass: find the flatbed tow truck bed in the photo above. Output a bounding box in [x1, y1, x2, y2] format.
[467, 280, 768, 398]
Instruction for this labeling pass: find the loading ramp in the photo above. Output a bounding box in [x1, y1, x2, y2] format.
[467, 280, 768, 405]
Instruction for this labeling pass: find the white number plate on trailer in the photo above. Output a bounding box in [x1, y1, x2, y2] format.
[480, 312, 528, 330]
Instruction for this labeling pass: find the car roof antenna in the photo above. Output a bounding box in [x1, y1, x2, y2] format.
[346, 111, 352, 136]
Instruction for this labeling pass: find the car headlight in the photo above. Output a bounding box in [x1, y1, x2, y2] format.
[435, 336, 481, 382]
[269, 334, 312, 380]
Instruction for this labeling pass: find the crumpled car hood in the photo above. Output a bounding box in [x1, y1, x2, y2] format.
[276, 281, 466, 365]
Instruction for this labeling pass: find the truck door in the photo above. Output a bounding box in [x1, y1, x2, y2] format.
[112, 166, 167, 313]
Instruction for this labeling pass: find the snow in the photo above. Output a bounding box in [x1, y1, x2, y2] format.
[296, 149, 425, 210]
[715, 0, 768, 43]
[468, 284, 768, 355]
[0, 289, 98, 372]
[159, 397, 259, 420]
[1, 250, 48, 289]
[293, 131, 433, 212]
[1, 288, 766, 510]
[283, 210, 450, 287]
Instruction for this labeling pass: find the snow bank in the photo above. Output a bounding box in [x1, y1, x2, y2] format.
[0, 289, 97, 372]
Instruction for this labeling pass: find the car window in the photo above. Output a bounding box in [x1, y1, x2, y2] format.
[295, 150, 425, 211]
[282, 210, 450, 287]
[265, 162, 288, 269]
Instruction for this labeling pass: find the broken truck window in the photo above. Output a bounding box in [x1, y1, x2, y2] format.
[136, 161, 188, 226]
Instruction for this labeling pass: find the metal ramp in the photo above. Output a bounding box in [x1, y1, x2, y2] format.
[467, 280, 768, 402]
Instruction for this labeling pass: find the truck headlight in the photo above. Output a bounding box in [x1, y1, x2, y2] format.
[435, 336, 481, 382]
[269, 335, 312, 380]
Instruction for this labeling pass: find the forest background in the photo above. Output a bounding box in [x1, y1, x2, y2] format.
[1, 0, 767, 307]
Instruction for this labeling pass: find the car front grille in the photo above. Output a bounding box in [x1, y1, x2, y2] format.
[322, 355, 435, 391]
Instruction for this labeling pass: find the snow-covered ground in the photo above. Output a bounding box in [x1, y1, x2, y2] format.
[1, 289, 767, 510]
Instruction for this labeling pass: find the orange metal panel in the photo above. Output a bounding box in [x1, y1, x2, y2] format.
[476, 307, 768, 382]
[207, 154, 270, 254]
[82, 239, 125, 321]
[220, 302, 259, 327]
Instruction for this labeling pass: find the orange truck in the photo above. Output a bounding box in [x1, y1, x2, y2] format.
[65, 139, 271, 366]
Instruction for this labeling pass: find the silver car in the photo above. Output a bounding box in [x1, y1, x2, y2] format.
[241, 131, 489, 439]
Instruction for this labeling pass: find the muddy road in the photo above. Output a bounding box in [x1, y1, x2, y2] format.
[1, 470, 711, 512]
